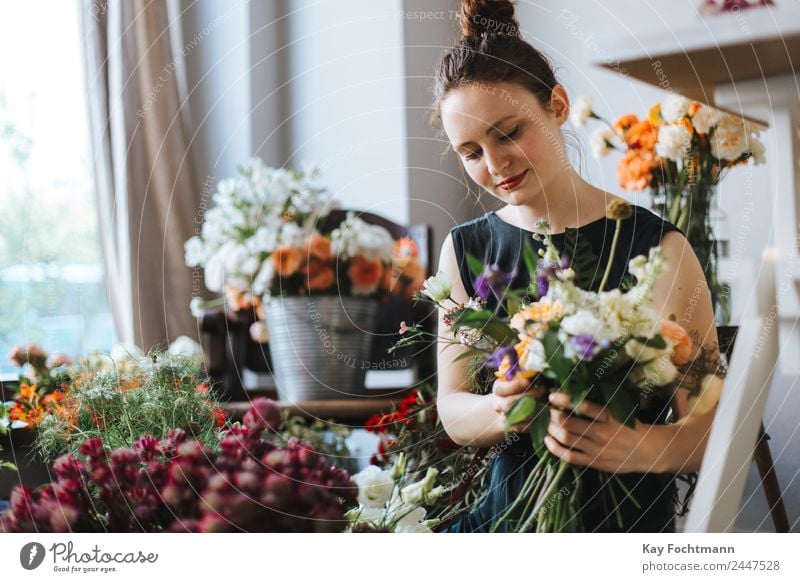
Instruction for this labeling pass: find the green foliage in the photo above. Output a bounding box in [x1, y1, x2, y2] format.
[34, 353, 224, 461]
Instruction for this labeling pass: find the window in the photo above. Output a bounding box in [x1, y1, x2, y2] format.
[0, 1, 114, 374]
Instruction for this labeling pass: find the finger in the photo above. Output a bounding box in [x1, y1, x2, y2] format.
[492, 378, 530, 398]
[550, 408, 598, 437]
[544, 435, 593, 467]
[548, 392, 609, 423]
[547, 421, 595, 451]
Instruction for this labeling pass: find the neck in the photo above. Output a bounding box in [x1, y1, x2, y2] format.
[498, 172, 613, 233]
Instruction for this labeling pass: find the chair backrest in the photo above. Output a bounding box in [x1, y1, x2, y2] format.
[685, 250, 780, 532]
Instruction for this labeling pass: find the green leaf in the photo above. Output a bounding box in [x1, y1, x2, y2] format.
[451, 348, 487, 363]
[465, 253, 485, 279]
[542, 331, 572, 380]
[600, 382, 637, 428]
[563, 227, 600, 290]
[522, 237, 539, 280]
[452, 310, 517, 345]
[640, 335, 667, 349]
[505, 396, 537, 427]
[529, 403, 551, 458]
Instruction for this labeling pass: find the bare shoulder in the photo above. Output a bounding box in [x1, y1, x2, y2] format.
[437, 232, 469, 304]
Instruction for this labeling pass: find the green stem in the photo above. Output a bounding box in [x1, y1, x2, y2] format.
[521, 460, 570, 532]
[597, 219, 623, 293]
[490, 454, 548, 532]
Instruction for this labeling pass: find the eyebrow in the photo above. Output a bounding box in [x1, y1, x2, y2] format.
[455, 114, 517, 151]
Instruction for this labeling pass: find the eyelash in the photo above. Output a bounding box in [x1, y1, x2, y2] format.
[463, 125, 521, 161]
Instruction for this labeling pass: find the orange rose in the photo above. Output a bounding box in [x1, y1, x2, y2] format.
[625, 120, 658, 150]
[348, 256, 383, 295]
[660, 319, 693, 365]
[617, 150, 655, 191]
[306, 235, 333, 261]
[272, 246, 302, 277]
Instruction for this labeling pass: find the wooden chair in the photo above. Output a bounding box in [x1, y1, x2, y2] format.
[197, 209, 435, 404]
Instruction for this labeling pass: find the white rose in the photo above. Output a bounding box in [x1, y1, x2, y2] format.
[660, 94, 691, 123]
[421, 271, 453, 303]
[589, 126, 616, 158]
[688, 374, 724, 416]
[655, 124, 692, 162]
[390, 505, 429, 532]
[352, 465, 395, 508]
[184, 236, 205, 267]
[570, 95, 594, 128]
[630, 353, 678, 388]
[560, 309, 604, 338]
[356, 224, 394, 262]
[690, 105, 721, 134]
[711, 116, 748, 161]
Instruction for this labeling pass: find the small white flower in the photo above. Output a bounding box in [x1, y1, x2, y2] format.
[249, 321, 269, 343]
[203, 250, 226, 292]
[464, 297, 484, 311]
[660, 94, 691, 123]
[184, 236, 205, 267]
[589, 126, 615, 158]
[352, 465, 395, 508]
[252, 260, 275, 295]
[253, 225, 279, 253]
[421, 271, 453, 303]
[655, 124, 692, 162]
[570, 95, 594, 128]
[189, 297, 205, 318]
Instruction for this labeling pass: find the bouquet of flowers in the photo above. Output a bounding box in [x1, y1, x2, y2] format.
[397, 200, 724, 532]
[571, 94, 766, 322]
[1, 399, 357, 533]
[347, 453, 445, 533]
[185, 159, 425, 340]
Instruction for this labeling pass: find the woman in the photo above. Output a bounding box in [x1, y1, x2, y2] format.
[433, 0, 719, 532]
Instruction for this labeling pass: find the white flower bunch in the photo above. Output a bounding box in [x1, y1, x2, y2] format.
[184, 159, 334, 295]
[330, 211, 394, 263]
[347, 455, 444, 533]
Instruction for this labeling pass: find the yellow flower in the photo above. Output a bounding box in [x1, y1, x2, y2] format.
[648, 103, 663, 127]
[520, 298, 565, 323]
[606, 199, 634, 221]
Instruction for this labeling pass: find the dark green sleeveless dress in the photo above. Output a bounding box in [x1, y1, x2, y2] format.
[446, 205, 681, 533]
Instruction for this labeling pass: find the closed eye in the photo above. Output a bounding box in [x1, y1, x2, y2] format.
[498, 125, 521, 142]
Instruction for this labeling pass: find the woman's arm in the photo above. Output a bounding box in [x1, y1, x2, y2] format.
[435, 234, 542, 447]
[544, 230, 721, 474]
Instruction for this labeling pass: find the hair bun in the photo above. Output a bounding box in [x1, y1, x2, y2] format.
[458, 0, 519, 39]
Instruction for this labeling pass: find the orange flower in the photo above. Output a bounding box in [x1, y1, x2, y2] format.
[625, 120, 658, 150]
[307, 263, 335, 291]
[306, 235, 333, 261]
[348, 256, 383, 295]
[617, 150, 656, 191]
[272, 246, 303, 277]
[688, 101, 701, 116]
[19, 383, 38, 400]
[679, 117, 694, 136]
[660, 320, 693, 365]
[613, 114, 639, 137]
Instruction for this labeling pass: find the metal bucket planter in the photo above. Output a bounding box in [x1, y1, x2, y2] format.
[265, 296, 379, 403]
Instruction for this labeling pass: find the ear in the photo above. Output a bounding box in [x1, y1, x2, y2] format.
[549, 84, 570, 126]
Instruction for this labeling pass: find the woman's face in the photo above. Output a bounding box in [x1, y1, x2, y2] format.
[440, 81, 570, 207]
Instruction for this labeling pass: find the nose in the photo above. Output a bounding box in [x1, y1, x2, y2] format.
[483, 147, 511, 178]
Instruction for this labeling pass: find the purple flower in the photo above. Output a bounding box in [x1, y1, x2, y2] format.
[486, 345, 519, 381]
[473, 265, 515, 301]
[570, 334, 609, 362]
[535, 256, 570, 297]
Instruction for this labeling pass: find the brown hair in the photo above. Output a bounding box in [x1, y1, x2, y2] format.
[432, 0, 559, 126]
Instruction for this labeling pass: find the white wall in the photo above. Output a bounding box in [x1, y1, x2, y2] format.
[283, 0, 409, 225]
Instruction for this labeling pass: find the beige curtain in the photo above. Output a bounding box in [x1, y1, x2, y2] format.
[80, 0, 199, 350]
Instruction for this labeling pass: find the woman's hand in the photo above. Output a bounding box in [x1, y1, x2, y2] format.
[490, 377, 546, 433]
[544, 392, 664, 474]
